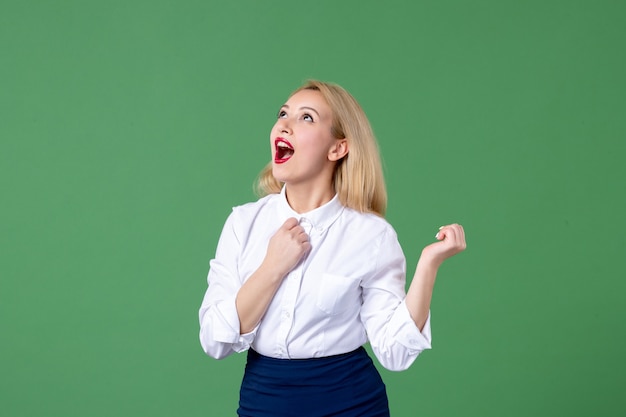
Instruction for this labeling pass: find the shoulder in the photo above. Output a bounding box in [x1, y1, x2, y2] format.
[335, 207, 405, 271]
[340, 206, 399, 240]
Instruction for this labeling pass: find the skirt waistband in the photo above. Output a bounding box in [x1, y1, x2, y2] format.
[238, 345, 389, 416]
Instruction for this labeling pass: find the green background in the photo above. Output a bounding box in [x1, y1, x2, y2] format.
[2, 0, 625, 416]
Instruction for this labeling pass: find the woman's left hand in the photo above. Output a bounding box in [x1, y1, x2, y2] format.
[421, 223, 467, 266]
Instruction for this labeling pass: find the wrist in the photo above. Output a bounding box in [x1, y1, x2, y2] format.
[418, 249, 444, 270]
[258, 259, 288, 284]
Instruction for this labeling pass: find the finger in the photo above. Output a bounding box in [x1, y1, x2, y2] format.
[444, 224, 467, 249]
[297, 230, 309, 244]
[459, 225, 467, 250]
[282, 217, 299, 229]
[289, 224, 306, 237]
[436, 225, 456, 241]
[445, 226, 458, 242]
[436, 224, 461, 242]
[302, 241, 312, 253]
[457, 224, 466, 246]
[449, 224, 464, 243]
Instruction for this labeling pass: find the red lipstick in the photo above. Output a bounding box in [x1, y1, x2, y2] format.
[274, 138, 294, 164]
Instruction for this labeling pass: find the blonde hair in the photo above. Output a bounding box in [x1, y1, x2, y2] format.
[256, 80, 387, 216]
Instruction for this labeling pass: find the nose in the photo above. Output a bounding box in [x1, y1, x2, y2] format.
[276, 117, 292, 135]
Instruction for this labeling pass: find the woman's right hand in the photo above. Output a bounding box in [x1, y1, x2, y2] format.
[235, 218, 310, 334]
[264, 217, 311, 278]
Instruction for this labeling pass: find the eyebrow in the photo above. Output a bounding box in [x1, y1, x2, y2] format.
[281, 104, 321, 118]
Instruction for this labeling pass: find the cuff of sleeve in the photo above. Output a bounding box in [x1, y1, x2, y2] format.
[390, 300, 432, 351]
[232, 329, 257, 353]
[212, 299, 257, 352]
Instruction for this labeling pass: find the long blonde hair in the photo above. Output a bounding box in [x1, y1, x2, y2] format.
[256, 80, 387, 216]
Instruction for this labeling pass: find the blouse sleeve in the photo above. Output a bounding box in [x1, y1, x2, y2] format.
[360, 226, 432, 371]
[198, 210, 257, 359]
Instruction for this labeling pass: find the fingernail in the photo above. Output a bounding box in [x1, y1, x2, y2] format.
[435, 232, 440, 239]
[439, 226, 444, 230]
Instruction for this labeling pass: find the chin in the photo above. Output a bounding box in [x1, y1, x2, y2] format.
[271, 165, 288, 183]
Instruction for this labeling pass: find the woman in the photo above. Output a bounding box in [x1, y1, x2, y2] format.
[199, 80, 466, 416]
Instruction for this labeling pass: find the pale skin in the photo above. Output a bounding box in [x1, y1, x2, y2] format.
[235, 89, 466, 334]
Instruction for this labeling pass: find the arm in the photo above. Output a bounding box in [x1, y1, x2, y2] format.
[361, 223, 466, 371]
[405, 223, 467, 330]
[199, 212, 248, 359]
[235, 217, 310, 333]
[200, 215, 309, 358]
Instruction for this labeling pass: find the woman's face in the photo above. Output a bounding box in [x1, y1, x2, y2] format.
[270, 89, 345, 188]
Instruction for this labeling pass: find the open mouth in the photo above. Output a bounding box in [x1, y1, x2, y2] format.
[274, 138, 294, 164]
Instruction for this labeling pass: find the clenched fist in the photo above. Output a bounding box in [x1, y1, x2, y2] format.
[264, 217, 311, 278]
[422, 223, 466, 266]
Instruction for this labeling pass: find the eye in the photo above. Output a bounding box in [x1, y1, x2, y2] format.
[303, 113, 314, 122]
[277, 110, 287, 119]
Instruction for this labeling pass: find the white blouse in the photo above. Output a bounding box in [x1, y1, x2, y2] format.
[199, 188, 432, 371]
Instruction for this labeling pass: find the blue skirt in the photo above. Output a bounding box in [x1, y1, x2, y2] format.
[238, 346, 389, 417]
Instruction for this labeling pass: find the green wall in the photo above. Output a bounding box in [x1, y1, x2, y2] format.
[2, 1, 625, 416]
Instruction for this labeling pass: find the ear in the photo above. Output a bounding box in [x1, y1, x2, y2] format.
[328, 138, 349, 162]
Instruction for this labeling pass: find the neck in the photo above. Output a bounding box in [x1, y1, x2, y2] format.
[284, 183, 335, 214]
